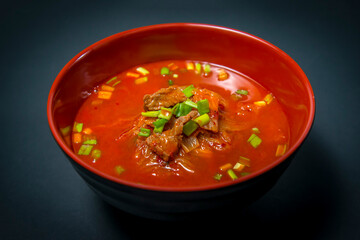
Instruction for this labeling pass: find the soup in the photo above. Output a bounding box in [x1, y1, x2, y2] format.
[64, 60, 290, 188]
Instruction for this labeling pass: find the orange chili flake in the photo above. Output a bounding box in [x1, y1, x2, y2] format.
[98, 91, 112, 99]
[275, 144, 287, 157]
[73, 133, 82, 143]
[219, 163, 232, 171]
[217, 69, 229, 81]
[101, 85, 115, 92]
[126, 72, 140, 78]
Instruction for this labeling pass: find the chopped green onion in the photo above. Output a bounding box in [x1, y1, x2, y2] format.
[106, 76, 117, 84]
[204, 64, 211, 73]
[252, 127, 260, 133]
[136, 67, 149, 75]
[236, 89, 248, 95]
[183, 120, 199, 136]
[115, 165, 125, 175]
[161, 67, 170, 75]
[83, 139, 97, 145]
[227, 169, 238, 180]
[112, 80, 121, 87]
[141, 110, 160, 117]
[154, 125, 165, 133]
[153, 119, 168, 133]
[194, 113, 210, 127]
[73, 122, 83, 133]
[183, 85, 195, 97]
[78, 144, 93, 155]
[60, 126, 71, 136]
[175, 102, 192, 117]
[168, 80, 174, 86]
[184, 99, 198, 109]
[197, 99, 210, 115]
[239, 156, 251, 167]
[158, 108, 173, 120]
[91, 149, 102, 160]
[241, 172, 250, 176]
[153, 118, 168, 128]
[172, 103, 179, 114]
[195, 63, 202, 73]
[138, 128, 151, 137]
[173, 74, 178, 78]
[247, 133, 262, 148]
[214, 173, 222, 181]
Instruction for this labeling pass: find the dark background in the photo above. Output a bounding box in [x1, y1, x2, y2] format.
[1, 0, 359, 239]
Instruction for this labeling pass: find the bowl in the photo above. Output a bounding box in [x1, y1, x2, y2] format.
[47, 23, 315, 220]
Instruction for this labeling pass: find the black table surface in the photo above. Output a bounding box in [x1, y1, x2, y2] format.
[1, 0, 359, 239]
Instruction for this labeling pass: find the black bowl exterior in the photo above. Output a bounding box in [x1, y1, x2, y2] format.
[61, 148, 295, 220]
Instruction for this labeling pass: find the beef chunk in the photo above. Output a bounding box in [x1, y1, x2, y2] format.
[145, 111, 197, 161]
[143, 86, 187, 111]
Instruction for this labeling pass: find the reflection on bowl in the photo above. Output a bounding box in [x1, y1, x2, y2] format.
[47, 23, 315, 220]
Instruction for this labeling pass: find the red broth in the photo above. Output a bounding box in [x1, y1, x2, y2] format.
[70, 60, 290, 188]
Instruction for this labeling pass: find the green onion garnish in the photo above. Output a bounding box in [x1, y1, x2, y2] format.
[83, 139, 97, 145]
[204, 64, 211, 73]
[252, 127, 260, 133]
[183, 85, 195, 98]
[73, 122, 83, 133]
[241, 172, 250, 176]
[161, 67, 170, 75]
[91, 149, 102, 160]
[247, 133, 262, 148]
[227, 169, 238, 180]
[153, 118, 168, 128]
[141, 110, 160, 118]
[158, 108, 173, 120]
[106, 76, 117, 84]
[184, 99, 198, 109]
[183, 120, 199, 136]
[175, 102, 192, 117]
[78, 144, 93, 155]
[197, 99, 210, 115]
[115, 165, 125, 175]
[195, 63, 202, 73]
[138, 128, 151, 137]
[236, 89, 248, 95]
[173, 74, 178, 78]
[214, 173, 222, 181]
[153, 118, 168, 133]
[168, 80, 174, 86]
[60, 126, 71, 136]
[194, 113, 210, 127]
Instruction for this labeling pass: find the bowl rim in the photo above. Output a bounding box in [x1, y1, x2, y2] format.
[47, 22, 315, 192]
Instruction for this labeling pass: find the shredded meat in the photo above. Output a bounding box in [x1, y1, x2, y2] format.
[135, 86, 231, 162]
[145, 111, 198, 161]
[143, 86, 187, 111]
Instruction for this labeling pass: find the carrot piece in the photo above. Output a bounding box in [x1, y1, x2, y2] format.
[101, 85, 115, 92]
[254, 101, 266, 106]
[186, 62, 194, 70]
[73, 133, 82, 143]
[217, 69, 229, 81]
[220, 163, 232, 171]
[126, 72, 140, 78]
[83, 128, 92, 135]
[276, 144, 287, 157]
[264, 93, 274, 104]
[98, 91, 112, 99]
[134, 77, 148, 85]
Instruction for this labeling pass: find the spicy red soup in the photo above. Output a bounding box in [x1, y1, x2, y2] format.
[65, 60, 290, 188]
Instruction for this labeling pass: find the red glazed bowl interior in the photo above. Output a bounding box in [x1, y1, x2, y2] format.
[47, 23, 315, 192]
